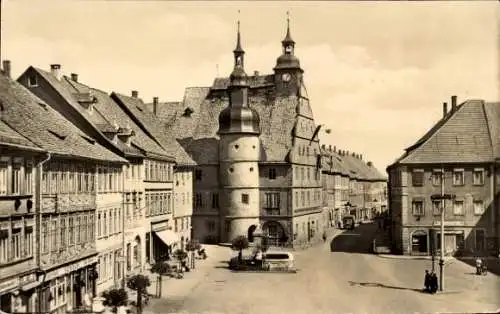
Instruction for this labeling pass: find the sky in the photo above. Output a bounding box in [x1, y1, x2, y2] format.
[2, 1, 499, 172]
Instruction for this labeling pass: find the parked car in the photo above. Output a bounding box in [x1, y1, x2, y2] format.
[342, 216, 355, 230]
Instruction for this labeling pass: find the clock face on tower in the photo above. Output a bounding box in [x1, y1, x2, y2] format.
[282, 73, 291, 82]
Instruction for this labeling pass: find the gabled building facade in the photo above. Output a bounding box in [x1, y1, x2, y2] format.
[387, 97, 499, 257]
[17, 67, 176, 294]
[0, 67, 127, 313]
[112, 94, 196, 255]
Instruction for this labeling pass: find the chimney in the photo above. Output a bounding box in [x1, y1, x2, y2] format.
[328, 145, 332, 152]
[443, 102, 448, 118]
[254, 70, 260, 76]
[70, 73, 78, 82]
[131, 90, 138, 98]
[360, 154, 363, 160]
[50, 64, 62, 80]
[153, 97, 158, 115]
[321, 144, 325, 149]
[2, 60, 11, 78]
[451, 95, 457, 110]
[333, 146, 336, 153]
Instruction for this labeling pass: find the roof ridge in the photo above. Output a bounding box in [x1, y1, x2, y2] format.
[481, 100, 495, 156]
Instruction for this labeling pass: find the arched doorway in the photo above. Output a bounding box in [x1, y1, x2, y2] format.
[262, 221, 287, 246]
[411, 230, 428, 255]
[248, 225, 257, 242]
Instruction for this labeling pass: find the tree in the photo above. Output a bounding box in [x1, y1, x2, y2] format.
[102, 288, 128, 313]
[231, 235, 249, 262]
[150, 261, 171, 298]
[126, 274, 150, 314]
[173, 249, 188, 273]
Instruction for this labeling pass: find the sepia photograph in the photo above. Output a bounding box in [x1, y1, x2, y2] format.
[0, 0, 498, 313]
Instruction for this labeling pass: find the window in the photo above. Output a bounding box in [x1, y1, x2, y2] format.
[60, 216, 66, 248]
[453, 200, 464, 215]
[301, 168, 304, 181]
[265, 193, 280, 212]
[82, 215, 88, 242]
[41, 221, 48, 253]
[453, 169, 464, 186]
[195, 169, 202, 181]
[431, 171, 442, 186]
[97, 212, 102, 237]
[301, 191, 305, 207]
[0, 161, 8, 195]
[432, 200, 441, 216]
[241, 193, 249, 204]
[12, 160, 22, 195]
[28, 75, 38, 87]
[307, 168, 310, 181]
[412, 169, 424, 187]
[75, 216, 81, 244]
[295, 192, 299, 207]
[211, 193, 219, 209]
[195, 193, 203, 207]
[0, 230, 7, 262]
[25, 160, 33, 195]
[103, 212, 107, 236]
[11, 229, 21, 260]
[68, 217, 74, 245]
[24, 226, 33, 257]
[473, 200, 484, 215]
[412, 200, 424, 216]
[268, 168, 277, 180]
[51, 219, 57, 251]
[89, 213, 95, 239]
[473, 169, 484, 185]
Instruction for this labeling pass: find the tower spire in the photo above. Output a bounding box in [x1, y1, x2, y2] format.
[283, 11, 294, 44]
[230, 10, 247, 87]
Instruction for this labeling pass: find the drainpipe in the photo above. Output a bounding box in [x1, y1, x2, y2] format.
[37, 153, 51, 314]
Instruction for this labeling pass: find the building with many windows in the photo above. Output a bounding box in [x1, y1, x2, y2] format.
[0, 66, 127, 313]
[17, 67, 176, 294]
[146, 20, 369, 247]
[387, 97, 499, 256]
[121, 95, 196, 255]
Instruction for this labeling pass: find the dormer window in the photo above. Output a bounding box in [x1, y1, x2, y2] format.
[183, 107, 194, 117]
[28, 75, 38, 87]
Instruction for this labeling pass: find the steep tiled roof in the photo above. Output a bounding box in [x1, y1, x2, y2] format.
[398, 100, 494, 164]
[57, 77, 171, 160]
[111, 93, 194, 165]
[483, 102, 500, 159]
[145, 101, 181, 120]
[154, 81, 298, 163]
[320, 148, 349, 176]
[0, 74, 126, 162]
[0, 119, 43, 151]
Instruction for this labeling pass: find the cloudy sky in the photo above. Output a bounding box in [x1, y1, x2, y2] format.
[2, 1, 498, 171]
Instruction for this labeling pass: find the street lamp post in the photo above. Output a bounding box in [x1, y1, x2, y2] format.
[431, 170, 455, 292]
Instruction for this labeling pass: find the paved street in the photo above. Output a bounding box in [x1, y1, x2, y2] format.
[145, 223, 499, 314]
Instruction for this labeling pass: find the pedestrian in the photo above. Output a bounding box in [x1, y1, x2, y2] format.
[430, 272, 438, 294]
[475, 256, 483, 275]
[322, 231, 327, 242]
[423, 270, 430, 293]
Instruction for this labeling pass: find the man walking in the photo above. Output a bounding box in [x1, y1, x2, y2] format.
[423, 270, 431, 293]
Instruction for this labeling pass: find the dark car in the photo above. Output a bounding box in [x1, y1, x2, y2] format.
[342, 216, 355, 230]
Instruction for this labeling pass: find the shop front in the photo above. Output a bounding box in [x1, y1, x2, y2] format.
[0, 271, 39, 313]
[148, 221, 179, 263]
[38, 255, 98, 314]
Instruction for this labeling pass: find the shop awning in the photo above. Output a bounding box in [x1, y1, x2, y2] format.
[155, 230, 180, 246]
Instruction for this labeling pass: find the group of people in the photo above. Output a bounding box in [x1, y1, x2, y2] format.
[424, 270, 438, 294]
